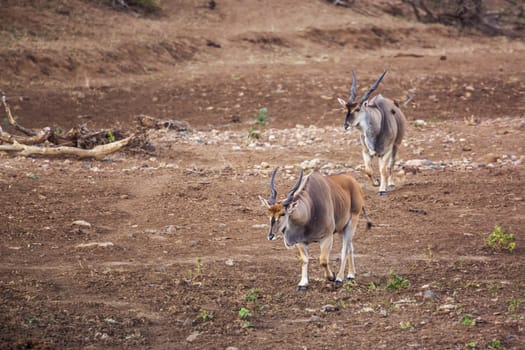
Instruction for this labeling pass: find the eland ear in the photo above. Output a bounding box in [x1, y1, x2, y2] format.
[337, 97, 348, 108]
[258, 195, 270, 208]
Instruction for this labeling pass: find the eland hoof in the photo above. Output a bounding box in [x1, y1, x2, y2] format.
[378, 191, 387, 196]
[327, 272, 336, 282]
[334, 279, 343, 288]
[296, 285, 308, 292]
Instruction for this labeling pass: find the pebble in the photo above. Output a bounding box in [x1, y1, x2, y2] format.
[321, 304, 340, 313]
[186, 332, 200, 342]
[75, 242, 114, 248]
[71, 220, 92, 228]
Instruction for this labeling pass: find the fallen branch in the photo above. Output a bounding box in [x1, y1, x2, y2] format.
[0, 135, 134, 159]
[2, 96, 36, 136]
[1, 94, 135, 158]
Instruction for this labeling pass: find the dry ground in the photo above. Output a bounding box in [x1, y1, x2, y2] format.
[1, 1, 524, 349]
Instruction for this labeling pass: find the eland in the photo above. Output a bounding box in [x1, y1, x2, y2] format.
[259, 168, 371, 291]
[338, 70, 406, 195]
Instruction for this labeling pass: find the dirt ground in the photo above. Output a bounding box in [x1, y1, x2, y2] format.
[1, 1, 524, 349]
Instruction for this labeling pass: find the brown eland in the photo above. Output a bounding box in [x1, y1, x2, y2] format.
[259, 168, 372, 291]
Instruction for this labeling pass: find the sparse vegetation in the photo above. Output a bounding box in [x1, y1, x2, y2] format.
[385, 270, 410, 291]
[238, 307, 252, 320]
[185, 257, 203, 283]
[197, 310, 214, 322]
[460, 314, 476, 326]
[487, 339, 506, 350]
[343, 279, 357, 292]
[487, 226, 516, 253]
[507, 297, 521, 313]
[238, 307, 254, 328]
[399, 321, 412, 330]
[107, 130, 116, 143]
[245, 288, 263, 302]
[465, 341, 477, 349]
[256, 107, 268, 126]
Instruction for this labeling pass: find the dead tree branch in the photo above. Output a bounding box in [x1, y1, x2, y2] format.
[0, 136, 134, 159]
[1, 95, 134, 159]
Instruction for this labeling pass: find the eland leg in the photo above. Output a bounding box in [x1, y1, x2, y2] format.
[345, 215, 360, 280]
[296, 243, 309, 291]
[319, 234, 335, 281]
[387, 145, 398, 189]
[335, 218, 356, 286]
[378, 147, 394, 195]
[362, 149, 379, 187]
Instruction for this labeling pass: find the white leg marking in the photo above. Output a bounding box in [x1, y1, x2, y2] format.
[346, 216, 359, 279]
[296, 244, 309, 288]
[336, 219, 353, 282]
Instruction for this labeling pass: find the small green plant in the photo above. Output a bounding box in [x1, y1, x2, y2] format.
[465, 281, 481, 289]
[335, 299, 347, 309]
[256, 107, 268, 125]
[385, 270, 410, 291]
[487, 226, 516, 253]
[460, 314, 476, 326]
[488, 283, 502, 296]
[107, 130, 116, 143]
[238, 307, 253, 328]
[507, 297, 521, 313]
[464, 341, 477, 349]
[343, 279, 357, 292]
[487, 339, 506, 350]
[197, 310, 214, 322]
[238, 307, 252, 320]
[368, 281, 378, 290]
[399, 321, 412, 330]
[185, 257, 203, 283]
[245, 288, 263, 302]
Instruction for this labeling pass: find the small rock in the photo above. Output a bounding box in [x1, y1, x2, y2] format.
[75, 242, 114, 248]
[225, 259, 235, 266]
[71, 220, 92, 228]
[438, 304, 456, 312]
[186, 331, 200, 342]
[321, 304, 340, 313]
[404, 159, 430, 167]
[423, 290, 437, 299]
[300, 158, 321, 169]
[414, 119, 427, 127]
[309, 315, 322, 322]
